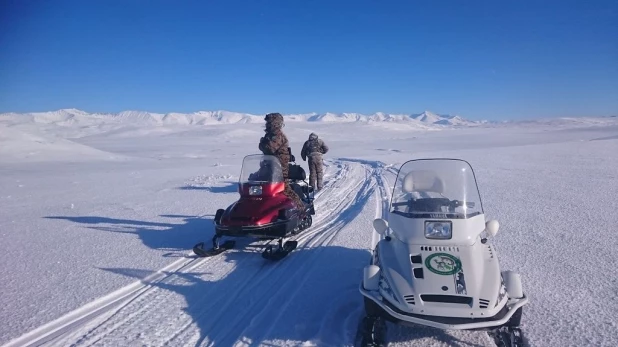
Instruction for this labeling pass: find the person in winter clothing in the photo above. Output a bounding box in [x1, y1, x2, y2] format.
[301, 132, 329, 191]
[248, 159, 275, 182]
[259, 113, 291, 178]
[258, 112, 305, 211]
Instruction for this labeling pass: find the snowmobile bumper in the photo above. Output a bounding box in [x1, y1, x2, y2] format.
[215, 218, 296, 239]
[359, 283, 528, 330]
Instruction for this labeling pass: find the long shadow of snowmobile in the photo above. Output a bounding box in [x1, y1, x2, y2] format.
[99, 244, 372, 347]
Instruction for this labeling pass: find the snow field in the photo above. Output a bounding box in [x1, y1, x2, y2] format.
[1, 115, 617, 346]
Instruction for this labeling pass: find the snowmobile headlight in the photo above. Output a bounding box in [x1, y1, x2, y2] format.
[424, 221, 452, 240]
[249, 185, 262, 195]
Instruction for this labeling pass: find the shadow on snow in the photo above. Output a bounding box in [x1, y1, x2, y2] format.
[44, 214, 215, 258]
[99, 245, 370, 346]
[96, 246, 492, 346]
[42, 173, 498, 346]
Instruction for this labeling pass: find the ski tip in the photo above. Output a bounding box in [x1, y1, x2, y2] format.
[192, 242, 206, 255]
[192, 240, 235, 257]
[262, 245, 292, 261]
[284, 240, 298, 250]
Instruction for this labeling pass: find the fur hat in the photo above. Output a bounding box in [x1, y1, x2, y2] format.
[264, 112, 284, 132]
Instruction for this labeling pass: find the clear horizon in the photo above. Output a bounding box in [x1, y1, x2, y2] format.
[1, 1, 616, 120]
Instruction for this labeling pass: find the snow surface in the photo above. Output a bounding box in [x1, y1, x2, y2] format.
[1, 111, 618, 346]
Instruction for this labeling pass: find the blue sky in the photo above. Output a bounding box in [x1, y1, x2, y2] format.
[0, 0, 616, 120]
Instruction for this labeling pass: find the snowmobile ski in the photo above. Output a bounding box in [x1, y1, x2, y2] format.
[261, 239, 298, 261]
[193, 240, 235, 257]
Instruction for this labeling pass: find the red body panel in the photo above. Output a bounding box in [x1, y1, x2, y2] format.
[220, 182, 294, 227]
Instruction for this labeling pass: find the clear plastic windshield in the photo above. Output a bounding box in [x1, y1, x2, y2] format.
[239, 154, 284, 183]
[390, 159, 483, 219]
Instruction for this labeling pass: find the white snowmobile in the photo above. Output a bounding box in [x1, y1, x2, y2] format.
[358, 158, 528, 347]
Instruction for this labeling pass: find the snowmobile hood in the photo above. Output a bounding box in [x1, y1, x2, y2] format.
[375, 234, 504, 315]
[222, 194, 290, 226]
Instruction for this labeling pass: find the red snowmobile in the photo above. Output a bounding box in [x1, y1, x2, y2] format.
[192, 151, 315, 261]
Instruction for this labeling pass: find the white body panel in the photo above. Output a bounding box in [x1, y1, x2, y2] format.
[360, 159, 528, 330]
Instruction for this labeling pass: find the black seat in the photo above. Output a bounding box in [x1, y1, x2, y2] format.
[288, 164, 306, 181]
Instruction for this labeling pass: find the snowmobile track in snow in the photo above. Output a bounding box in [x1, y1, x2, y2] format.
[2, 248, 211, 347]
[6, 159, 395, 347]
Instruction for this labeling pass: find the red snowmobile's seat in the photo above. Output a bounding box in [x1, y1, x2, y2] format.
[288, 164, 306, 181]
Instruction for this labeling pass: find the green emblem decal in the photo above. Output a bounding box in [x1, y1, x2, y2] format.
[424, 253, 462, 276]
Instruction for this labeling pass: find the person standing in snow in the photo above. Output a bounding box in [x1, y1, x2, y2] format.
[301, 132, 329, 191]
[258, 113, 305, 211]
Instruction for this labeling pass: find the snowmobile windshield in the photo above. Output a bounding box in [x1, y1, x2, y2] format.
[239, 154, 284, 183]
[390, 159, 483, 219]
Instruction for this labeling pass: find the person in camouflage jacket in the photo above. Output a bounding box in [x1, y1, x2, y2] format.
[301, 132, 329, 191]
[258, 113, 305, 211]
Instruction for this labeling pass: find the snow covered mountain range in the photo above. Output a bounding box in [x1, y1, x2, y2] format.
[3, 109, 615, 132]
[0, 109, 483, 127]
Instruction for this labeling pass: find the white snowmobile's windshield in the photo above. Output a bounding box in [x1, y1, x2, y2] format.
[239, 154, 284, 183]
[390, 159, 483, 219]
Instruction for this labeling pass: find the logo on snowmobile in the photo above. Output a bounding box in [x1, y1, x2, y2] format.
[425, 253, 462, 276]
[429, 213, 448, 218]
